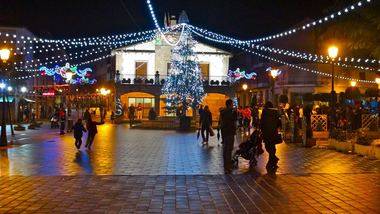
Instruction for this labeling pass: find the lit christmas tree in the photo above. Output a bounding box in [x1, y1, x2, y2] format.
[161, 27, 205, 116]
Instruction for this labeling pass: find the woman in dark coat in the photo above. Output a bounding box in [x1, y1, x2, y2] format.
[201, 106, 212, 145]
[260, 101, 282, 170]
[85, 117, 104, 149]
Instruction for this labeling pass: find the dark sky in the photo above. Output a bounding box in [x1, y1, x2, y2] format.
[0, 0, 352, 39]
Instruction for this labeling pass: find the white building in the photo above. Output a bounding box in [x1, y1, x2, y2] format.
[112, 12, 233, 118]
[113, 33, 231, 82]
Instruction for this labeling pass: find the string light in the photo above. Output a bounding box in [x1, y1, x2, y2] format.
[235, 44, 375, 84]
[190, 25, 380, 67]
[247, 0, 373, 43]
[190, 28, 375, 83]
[13, 33, 157, 70]
[146, 0, 187, 46]
[190, 26, 380, 72]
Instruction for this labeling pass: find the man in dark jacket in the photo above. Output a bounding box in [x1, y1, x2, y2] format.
[219, 99, 237, 174]
[260, 101, 282, 170]
[201, 105, 212, 145]
[85, 117, 104, 149]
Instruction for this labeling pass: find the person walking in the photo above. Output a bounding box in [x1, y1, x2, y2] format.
[128, 104, 135, 126]
[242, 106, 252, 134]
[219, 99, 237, 174]
[260, 101, 282, 170]
[83, 109, 90, 122]
[201, 105, 212, 145]
[85, 117, 104, 149]
[136, 103, 143, 120]
[59, 108, 66, 135]
[73, 119, 87, 149]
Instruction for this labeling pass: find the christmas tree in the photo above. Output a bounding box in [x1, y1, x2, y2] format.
[161, 27, 205, 116]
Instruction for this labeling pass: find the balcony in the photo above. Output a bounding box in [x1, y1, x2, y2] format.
[116, 74, 232, 87]
[115, 74, 235, 97]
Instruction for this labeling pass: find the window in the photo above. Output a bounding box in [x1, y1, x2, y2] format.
[167, 63, 171, 75]
[128, 97, 155, 118]
[135, 61, 147, 78]
[199, 63, 210, 80]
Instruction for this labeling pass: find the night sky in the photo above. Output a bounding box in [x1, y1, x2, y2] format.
[0, 0, 354, 39]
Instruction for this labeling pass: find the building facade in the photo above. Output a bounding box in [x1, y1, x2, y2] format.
[112, 21, 233, 119]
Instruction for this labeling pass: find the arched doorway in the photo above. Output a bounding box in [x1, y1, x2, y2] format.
[202, 93, 230, 120]
[121, 92, 155, 119]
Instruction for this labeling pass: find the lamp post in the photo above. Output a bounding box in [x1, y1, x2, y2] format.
[375, 78, 380, 89]
[267, 68, 281, 103]
[328, 46, 338, 132]
[0, 48, 10, 146]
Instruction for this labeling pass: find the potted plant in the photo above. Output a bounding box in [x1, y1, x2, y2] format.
[329, 129, 355, 153]
[355, 129, 373, 157]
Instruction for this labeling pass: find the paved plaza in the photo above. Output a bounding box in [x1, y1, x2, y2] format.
[1, 124, 380, 213]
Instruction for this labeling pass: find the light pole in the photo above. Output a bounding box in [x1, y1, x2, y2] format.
[0, 48, 10, 146]
[268, 68, 281, 104]
[328, 46, 339, 132]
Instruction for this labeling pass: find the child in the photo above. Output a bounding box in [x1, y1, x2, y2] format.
[73, 119, 87, 149]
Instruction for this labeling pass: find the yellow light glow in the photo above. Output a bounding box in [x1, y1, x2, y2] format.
[328, 46, 339, 59]
[375, 78, 380, 85]
[270, 69, 281, 79]
[242, 84, 248, 91]
[0, 48, 10, 62]
[99, 88, 111, 96]
[350, 81, 357, 87]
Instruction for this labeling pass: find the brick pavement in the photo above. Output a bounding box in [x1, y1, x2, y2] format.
[0, 124, 380, 213]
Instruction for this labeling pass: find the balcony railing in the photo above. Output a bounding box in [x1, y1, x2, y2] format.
[115, 74, 231, 86]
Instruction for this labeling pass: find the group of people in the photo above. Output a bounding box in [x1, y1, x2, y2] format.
[72, 109, 104, 150]
[220, 100, 282, 173]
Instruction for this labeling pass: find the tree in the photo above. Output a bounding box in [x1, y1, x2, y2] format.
[161, 27, 205, 116]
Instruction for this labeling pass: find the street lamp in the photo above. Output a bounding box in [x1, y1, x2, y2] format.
[0, 48, 10, 62]
[0, 48, 10, 146]
[328, 45, 339, 133]
[350, 80, 357, 87]
[20, 86, 27, 93]
[267, 67, 281, 103]
[242, 84, 248, 91]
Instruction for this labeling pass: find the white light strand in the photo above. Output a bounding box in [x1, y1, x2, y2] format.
[235, 45, 376, 84]
[146, 0, 187, 47]
[189, 24, 380, 66]
[190, 29, 375, 84]
[12, 33, 156, 70]
[249, 44, 380, 72]
[0, 28, 158, 46]
[247, 0, 373, 43]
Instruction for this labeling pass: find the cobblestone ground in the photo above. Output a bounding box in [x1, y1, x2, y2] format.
[0, 124, 380, 213]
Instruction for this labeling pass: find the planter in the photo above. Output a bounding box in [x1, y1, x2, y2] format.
[329, 138, 354, 153]
[354, 144, 372, 157]
[14, 125, 26, 131]
[374, 146, 380, 159]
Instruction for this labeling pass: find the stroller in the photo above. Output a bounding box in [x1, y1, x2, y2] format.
[232, 130, 264, 168]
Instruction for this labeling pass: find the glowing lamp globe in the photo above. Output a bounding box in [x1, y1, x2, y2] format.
[0, 82, 6, 89]
[20, 86, 27, 93]
[350, 81, 357, 87]
[328, 46, 339, 59]
[242, 84, 248, 91]
[7, 86, 12, 92]
[375, 78, 380, 85]
[0, 48, 10, 62]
